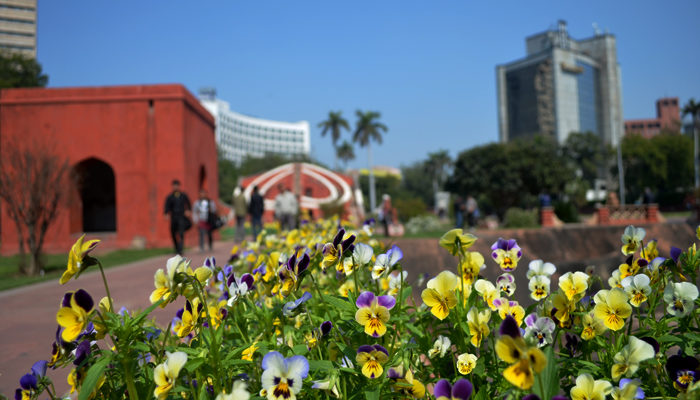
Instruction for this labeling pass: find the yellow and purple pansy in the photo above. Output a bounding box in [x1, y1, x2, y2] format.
[490, 238, 522, 272]
[523, 314, 555, 347]
[15, 360, 47, 400]
[495, 315, 547, 390]
[354, 291, 396, 337]
[261, 351, 309, 400]
[387, 366, 425, 398]
[320, 228, 355, 272]
[356, 344, 389, 379]
[434, 378, 473, 400]
[56, 289, 94, 343]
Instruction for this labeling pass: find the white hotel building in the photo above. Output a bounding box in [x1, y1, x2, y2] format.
[199, 89, 311, 164]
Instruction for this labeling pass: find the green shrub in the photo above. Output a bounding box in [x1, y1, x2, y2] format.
[503, 207, 539, 228]
[554, 201, 579, 223]
[394, 197, 427, 220]
[404, 214, 443, 234]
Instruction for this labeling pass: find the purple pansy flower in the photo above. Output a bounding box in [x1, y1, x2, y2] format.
[434, 378, 473, 400]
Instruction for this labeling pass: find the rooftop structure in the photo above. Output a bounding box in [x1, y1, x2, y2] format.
[625, 97, 681, 138]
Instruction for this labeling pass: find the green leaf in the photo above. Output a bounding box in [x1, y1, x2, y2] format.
[472, 388, 488, 400]
[292, 344, 309, 356]
[364, 388, 380, 400]
[78, 355, 112, 400]
[130, 299, 164, 326]
[534, 345, 560, 400]
[309, 359, 334, 372]
[658, 334, 684, 344]
[324, 295, 355, 313]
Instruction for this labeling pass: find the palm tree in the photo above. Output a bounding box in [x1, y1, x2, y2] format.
[683, 99, 700, 189]
[353, 110, 388, 214]
[318, 111, 350, 169]
[336, 141, 355, 171]
[425, 150, 452, 195]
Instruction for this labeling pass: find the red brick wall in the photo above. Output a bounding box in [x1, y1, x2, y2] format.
[0, 84, 217, 254]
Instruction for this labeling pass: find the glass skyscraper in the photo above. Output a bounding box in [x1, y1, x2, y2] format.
[496, 21, 623, 146]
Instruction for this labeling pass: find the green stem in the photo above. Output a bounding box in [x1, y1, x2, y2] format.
[96, 260, 114, 313]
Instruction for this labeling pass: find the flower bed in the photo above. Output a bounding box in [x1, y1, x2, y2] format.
[12, 221, 700, 400]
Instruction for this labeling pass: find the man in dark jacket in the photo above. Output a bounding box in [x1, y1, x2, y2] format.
[164, 179, 191, 255]
[248, 185, 264, 240]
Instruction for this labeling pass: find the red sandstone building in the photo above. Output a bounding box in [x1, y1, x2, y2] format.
[0, 84, 218, 253]
[624, 97, 681, 138]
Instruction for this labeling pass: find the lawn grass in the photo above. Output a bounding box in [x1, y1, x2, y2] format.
[0, 247, 172, 292]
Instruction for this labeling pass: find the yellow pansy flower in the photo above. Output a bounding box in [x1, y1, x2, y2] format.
[467, 307, 491, 347]
[581, 312, 607, 340]
[551, 291, 575, 328]
[421, 271, 459, 320]
[593, 288, 631, 331]
[558, 271, 589, 301]
[61, 235, 100, 285]
[154, 351, 188, 400]
[439, 229, 477, 256]
[459, 251, 484, 286]
[611, 336, 655, 381]
[570, 373, 612, 400]
[457, 353, 478, 375]
[474, 279, 499, 310]
[621, 225, 645, 256]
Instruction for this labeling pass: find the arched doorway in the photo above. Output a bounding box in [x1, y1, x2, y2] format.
[199, 165, 207, 190]
[73, 158, 116, 232]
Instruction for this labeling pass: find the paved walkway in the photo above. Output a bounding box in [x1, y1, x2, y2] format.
[0, 240, 237, 397]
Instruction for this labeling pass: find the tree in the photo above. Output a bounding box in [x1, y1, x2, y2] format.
[682, 99, 700, 189]
[335, 141, 355, 170]
[353, 110, 388, 214]
[447, 136, 574, 217]
[318, 111, 350, 169]
[217, 147, 238, 202]
[562, 132, 612, 184]
[425, 150, 452, 194]
[0, 51, 48, 88]
[0, 138, 69, 275]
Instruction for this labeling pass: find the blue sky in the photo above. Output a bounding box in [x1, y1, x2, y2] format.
[38, 1, 700, 169]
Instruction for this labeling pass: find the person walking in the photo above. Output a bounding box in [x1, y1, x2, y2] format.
[277, 186, 298, 231]
[381, 194, 397, 237]
[453, 195, 464, 229]
[466, 195, 478, 230]
[163, 179, 191, 255]
[193, 189, 216, 253]
[232, 185, 248, 242]
[248, 185, 264, 240]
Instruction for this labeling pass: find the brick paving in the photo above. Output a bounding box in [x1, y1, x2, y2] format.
[0, 240, 236, 397]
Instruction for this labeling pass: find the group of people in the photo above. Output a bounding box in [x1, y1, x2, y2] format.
[453, 194, 479, 230]
[163, 179, 222, 255]
[163, 179, 299, 255]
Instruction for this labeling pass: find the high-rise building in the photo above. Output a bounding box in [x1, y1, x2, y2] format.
[625, 97, 680, 138]
[497, 21, 624, 146]
[0, 0, 37, 58]
[199, 88, 311, 164]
